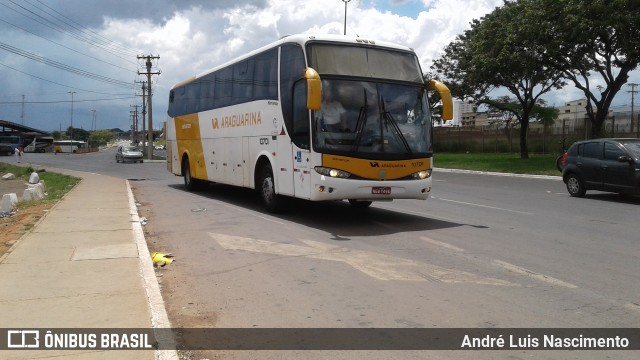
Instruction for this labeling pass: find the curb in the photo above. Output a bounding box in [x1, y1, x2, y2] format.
[126, 180, 179, 360]
[434, 167, 563, 181]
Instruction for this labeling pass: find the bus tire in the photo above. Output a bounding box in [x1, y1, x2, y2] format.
[182, 157, 196, 191]
[348, 199, 372, 208]
[258, 163, 281, 213]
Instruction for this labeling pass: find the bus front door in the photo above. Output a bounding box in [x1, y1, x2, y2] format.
[292, 147, 310, 199]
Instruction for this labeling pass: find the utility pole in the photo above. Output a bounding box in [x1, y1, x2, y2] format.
[91, 109, 96, 131]
[135, 80, 147, 150]
[137, 55, 160, 160]
[130, 105, 139, 145]
[68, 91, 76, 153]
[627, 83, 638, 137]
[20, 95, 25, 125]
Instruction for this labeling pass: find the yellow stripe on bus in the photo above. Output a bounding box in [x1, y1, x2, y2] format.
[322, 154, 431, 180]
[175, 114, 208, 181]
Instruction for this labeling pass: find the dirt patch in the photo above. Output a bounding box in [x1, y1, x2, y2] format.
[1, 177, 53, 257]
[1, 203, 53, 256]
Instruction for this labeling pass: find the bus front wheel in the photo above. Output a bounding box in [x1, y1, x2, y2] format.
[348, 199, 372, 209]
[258, 164, 281, 213]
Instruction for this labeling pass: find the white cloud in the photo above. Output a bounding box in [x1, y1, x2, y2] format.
[2, 0, 637, 132]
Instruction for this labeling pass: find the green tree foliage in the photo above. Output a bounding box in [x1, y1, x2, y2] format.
[66, 126, 89, 141]
[532, 0, 640, 138]
[431, 1, 565, 158]
[88, 130, 115, 147]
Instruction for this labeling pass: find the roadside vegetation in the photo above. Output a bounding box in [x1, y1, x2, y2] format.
[1, 162, 80, 255]
[435, 153, 559, 176]
[431, 0, 640, 158]
[0, 162, 80, 208]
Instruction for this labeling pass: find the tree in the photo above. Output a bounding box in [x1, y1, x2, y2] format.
[66, 126, 89, 142]
[88, 130, 115, 147]
[532, 0, 640, 138]
[485, 97, 558, 152]
[432, 1, 565, 158]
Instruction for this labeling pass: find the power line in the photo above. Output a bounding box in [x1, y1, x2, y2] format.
[0, 96, 136, 105]
[0, 41, 134, 87]
[0, 61, 134, 94]
[32, 0, 141, 56]
[0, 16, 134, 71]
[1, 0, 138, 62]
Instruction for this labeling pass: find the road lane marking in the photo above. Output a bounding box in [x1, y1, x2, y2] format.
[433, 197, 533, 215]
[210, 233, 517, 286]
[420, 236, 465, 252]
[492, 260, 578, 289]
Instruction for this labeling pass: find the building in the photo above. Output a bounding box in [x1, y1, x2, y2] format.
[449, 99, 476, 126]
[557, 99, 590, 132]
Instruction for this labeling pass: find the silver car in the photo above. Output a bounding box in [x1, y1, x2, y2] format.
[116, 145, 144, 163]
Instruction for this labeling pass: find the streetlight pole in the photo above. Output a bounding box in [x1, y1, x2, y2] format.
[342, 0, 351, 35]
[68, 91, 76, 153]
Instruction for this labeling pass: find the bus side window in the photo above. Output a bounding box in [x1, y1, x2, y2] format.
[292, 80, 310, 150]
[280, 43, 306, 138]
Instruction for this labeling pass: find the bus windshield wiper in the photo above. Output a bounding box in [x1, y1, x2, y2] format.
[380, 95, 412, 154]
[351, 89, 368, 153]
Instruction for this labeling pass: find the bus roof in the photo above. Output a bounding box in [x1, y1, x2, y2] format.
[171, 34, 415, 90]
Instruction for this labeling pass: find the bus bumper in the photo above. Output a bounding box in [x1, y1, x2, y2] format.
[309, 175, 432, 201]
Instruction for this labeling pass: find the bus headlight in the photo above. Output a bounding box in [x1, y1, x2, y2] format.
[411, 169, 432, 180]
[314, 166, 351, 179]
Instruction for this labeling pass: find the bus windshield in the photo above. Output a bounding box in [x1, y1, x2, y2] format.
[308, 43, 423, 83]
[313, 79, 432, 159]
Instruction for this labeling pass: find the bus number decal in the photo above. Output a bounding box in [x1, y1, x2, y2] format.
[259, 138, 269, 145]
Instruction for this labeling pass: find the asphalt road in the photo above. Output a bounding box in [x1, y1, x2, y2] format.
[10, 149, 640, 359]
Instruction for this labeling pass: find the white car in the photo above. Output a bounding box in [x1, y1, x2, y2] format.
[116, 146, 144, 163]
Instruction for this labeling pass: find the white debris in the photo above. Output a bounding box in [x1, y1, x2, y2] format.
[28, 172, 40, 184]
[1, 193, 18, 212]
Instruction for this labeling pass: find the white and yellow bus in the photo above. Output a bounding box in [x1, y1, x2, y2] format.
[53, 140, 87, 153]
[166, 34, 452, 211]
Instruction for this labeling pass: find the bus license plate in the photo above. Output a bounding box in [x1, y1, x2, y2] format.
[372, 186, 391, 195]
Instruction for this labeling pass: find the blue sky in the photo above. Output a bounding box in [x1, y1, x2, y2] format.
[363, 0, 427, 18]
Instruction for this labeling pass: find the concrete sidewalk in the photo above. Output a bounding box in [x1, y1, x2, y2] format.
[0, 170, 176, 359]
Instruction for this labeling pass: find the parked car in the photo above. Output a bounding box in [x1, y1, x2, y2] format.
[562, 138, 640, 197]
[115, 145, 144, 163]
[556, 151, 568, 172]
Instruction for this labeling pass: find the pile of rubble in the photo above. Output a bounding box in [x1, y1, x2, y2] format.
[1, 172, 48, 217]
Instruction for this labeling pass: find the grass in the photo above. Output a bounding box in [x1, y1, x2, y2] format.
[434, 153, 561, 176]
[0, 162, 80, 206]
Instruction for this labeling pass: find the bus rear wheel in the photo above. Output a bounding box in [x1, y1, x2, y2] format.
[258, 164, 281, 213]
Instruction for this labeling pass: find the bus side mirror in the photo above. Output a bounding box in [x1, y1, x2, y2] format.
[427, 80, 453, 121]
[305, 68, 322, 111]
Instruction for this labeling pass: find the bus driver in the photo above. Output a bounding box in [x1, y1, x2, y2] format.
[319, 85, 348, 132]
